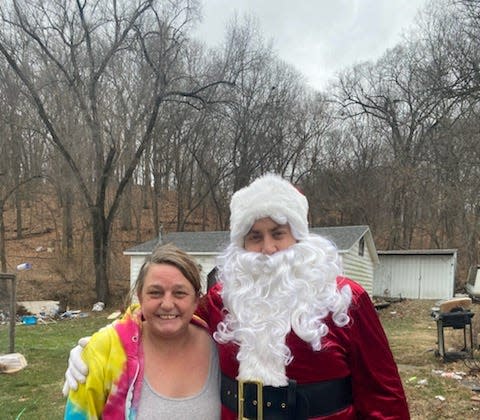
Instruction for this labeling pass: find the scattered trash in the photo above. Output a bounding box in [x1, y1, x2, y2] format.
[407, 376, 427, 386]
[435, 395, 446, 402]
[21, 315, 37, 325]
[0, 353, 28, 374]
[60, 310, 82, 319]
[471, 395, 480, 403]
[441, 372, 464, 380]
[432, 369, 465, 381]
[18, 301, 60, 318]
[16, 262, 32, 271]
[390, 311, 397, 315]
[92, 302, 105, 312]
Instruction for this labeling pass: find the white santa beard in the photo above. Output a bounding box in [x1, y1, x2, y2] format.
[214, 236, 351, 386]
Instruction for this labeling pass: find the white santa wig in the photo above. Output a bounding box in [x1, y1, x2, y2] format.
[215, 173, 352, 386]
[229, 173, 309, 246]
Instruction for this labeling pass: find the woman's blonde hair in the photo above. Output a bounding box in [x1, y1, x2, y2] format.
[128, 243, 202, 305]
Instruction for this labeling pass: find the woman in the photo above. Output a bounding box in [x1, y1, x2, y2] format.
[64, 244, 220, 419]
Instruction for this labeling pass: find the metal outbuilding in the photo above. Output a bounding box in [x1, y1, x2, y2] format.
[373, 249, 457, 300]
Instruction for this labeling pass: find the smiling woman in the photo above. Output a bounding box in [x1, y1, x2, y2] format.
[140, 263, 199, 334]
[64, 244, 221, 420]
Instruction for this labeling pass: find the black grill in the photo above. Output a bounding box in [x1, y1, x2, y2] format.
[432, 307, 475, 361]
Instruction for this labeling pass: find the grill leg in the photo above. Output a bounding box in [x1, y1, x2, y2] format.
[436, 320, 445, 359]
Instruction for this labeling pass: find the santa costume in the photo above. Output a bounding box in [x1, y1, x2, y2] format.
[196, 174, 409, 419]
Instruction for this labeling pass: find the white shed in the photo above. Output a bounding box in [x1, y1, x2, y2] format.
[373, 249, 457, 300]
[124, 225, 379, 295]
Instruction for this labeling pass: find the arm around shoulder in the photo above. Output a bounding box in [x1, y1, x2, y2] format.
[64, 326, 124, 419]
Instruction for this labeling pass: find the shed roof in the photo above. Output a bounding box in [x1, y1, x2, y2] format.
[124, 225, 371, 255]
[378, 249, 457, 256]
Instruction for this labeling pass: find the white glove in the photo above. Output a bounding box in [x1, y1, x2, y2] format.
[62, 336, 91, 396]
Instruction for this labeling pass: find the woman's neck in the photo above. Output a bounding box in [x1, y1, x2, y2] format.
[142, 323, 196, 355]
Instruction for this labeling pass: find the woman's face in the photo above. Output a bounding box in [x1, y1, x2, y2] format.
[139, 263, 199, 338]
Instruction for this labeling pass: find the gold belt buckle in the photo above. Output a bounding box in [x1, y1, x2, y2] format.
[238, 379, 263, 420]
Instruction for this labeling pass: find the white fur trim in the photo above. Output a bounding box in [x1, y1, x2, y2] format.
[229, 174, 308, 246]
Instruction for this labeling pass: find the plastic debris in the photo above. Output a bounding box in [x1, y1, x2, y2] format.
[92, 302, 105, 312]
[21, 315, 37, 325]
[441, 372, 463, 380]
[435, 395, 446, 402]
[432, 369, 465, 381]
[0, 353, 28, 374]
[16, 263, 32, 271]
[60, 310, 81, 319]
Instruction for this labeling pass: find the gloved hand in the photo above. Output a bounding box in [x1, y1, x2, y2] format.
[62, 336, 91, 396]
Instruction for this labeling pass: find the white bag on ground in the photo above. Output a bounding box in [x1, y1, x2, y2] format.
[0, 353, 28, 374]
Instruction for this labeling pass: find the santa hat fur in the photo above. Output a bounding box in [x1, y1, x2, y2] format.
[229, 174, 309, 246]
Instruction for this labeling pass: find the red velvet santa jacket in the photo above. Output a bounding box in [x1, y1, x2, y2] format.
[195, 276, 410, 420]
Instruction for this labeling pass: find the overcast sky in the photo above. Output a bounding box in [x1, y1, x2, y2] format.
[194, 0, 430, 90]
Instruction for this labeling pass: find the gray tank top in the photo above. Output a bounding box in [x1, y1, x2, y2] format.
[136, 340, 221, 420]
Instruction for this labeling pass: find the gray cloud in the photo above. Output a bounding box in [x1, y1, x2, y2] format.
[195, 0, 428, 90]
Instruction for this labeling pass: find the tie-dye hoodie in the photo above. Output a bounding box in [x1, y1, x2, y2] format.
[64, 305, 144, 419]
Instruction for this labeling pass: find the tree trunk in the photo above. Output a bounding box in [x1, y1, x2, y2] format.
[14, 180, 22, 241]
[91, 207, 109, 304]
[0, 204, 6, 272]
[62, 188, 74, 259]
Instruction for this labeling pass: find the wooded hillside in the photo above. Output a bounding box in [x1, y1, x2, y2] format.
[1, 1, 479, 305]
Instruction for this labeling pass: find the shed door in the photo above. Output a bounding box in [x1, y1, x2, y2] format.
[375, 255, 454, 299]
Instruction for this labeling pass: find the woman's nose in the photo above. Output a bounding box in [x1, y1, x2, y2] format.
[161, 293, 174, 308]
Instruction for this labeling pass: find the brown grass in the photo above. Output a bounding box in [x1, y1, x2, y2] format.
[379, 299, 480, 419]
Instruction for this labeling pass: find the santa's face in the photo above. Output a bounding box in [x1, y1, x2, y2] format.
[243, 217, 297, 254]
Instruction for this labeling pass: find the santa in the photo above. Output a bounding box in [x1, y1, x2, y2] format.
[196, 173, 409, 419]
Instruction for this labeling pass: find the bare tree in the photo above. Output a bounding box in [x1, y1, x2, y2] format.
[333, 40, 456, 248]
[0, 0, 227, 303]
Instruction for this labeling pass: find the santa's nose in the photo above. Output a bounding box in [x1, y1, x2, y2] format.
[262, 237, 277, 255]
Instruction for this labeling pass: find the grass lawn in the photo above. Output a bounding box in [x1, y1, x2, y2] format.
[0, 314, 111, 419]
[1, 300, 480, 419]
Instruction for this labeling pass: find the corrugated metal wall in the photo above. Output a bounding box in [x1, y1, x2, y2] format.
[342, 242, 375, 296]
[373, 254, 455, 299]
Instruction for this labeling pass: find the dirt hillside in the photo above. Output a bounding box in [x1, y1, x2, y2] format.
[1, 188, 206, 311]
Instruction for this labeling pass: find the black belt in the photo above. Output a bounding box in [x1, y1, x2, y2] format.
[221, 373, 352, 419]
